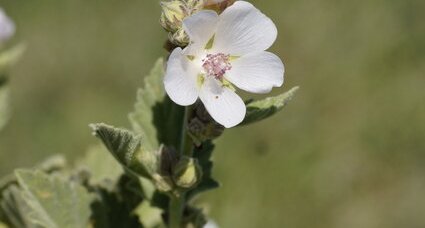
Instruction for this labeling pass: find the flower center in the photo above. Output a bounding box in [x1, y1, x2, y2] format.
[202, 53, 232, 80]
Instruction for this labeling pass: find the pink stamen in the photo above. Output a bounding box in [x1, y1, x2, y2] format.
[202, 53, 232, 79]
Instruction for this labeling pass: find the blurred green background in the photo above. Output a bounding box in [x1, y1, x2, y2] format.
[1, 0, 425, 227]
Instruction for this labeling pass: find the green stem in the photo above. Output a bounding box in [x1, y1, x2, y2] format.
[169, 195, 185, 228]
[169, 106, 193, 227]
[179, 106, 194, 157]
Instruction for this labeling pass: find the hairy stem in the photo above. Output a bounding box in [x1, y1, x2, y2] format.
[169, 194, 185, 228]
[169, 106, 193, 227]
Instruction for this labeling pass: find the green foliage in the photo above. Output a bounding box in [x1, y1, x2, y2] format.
[241, 86, 299, 126]
[15, 169, 94, 228]
[0, 54, 298, 228]
[129, 58, 185, 151]
[187, 141, 219, 200]
[90, 123, 156, 178]
[0, 185, 33, 228]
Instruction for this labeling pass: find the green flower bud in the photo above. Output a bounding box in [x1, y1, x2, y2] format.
[160, 0, 186, 32]
[188, 102, 224, 145]
[160, 0, 196, 46]
[168, 28, 190, 47]
[172, 157, 202, 189]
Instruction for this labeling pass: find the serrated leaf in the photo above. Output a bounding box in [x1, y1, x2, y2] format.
[15, 169, 94, 228]
[90, 175, 143, 228]
[90, 123, 156, 178]
[129, 58, 184, 151]
[0, 185, 34, 228]
[187, 141, 219, 199]
[241, 86, 299, 126]
[0, 155, 67, 193]
[76, 145, 123, 188]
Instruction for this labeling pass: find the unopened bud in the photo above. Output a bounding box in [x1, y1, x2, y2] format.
[160, 0, 186, 32]
[168, 28, 190, 47]
[172, 157, 202, 189]
[188, 102, 224, 145]
[203, 0, 236, 13]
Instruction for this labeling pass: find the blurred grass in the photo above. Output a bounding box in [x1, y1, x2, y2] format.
[0, 0, 424, 227]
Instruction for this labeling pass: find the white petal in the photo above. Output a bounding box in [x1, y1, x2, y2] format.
[226, 51, 284, 94]
[164, 48, 199, 106]
[182, 10, 219, 55]
[213, 1, 277, 55]
[199, 78, 246, 128]
[0, 8, 15, 42]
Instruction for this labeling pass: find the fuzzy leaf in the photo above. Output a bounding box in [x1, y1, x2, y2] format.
[15, 170, 94, 228]
[129, 58, 184, 151]
[0, 185, 34, 228]
[241, 86, 299, 126]
[187, 141, 219, 199]
[90, 123, 156, 178]
[89, 175, 144, 228]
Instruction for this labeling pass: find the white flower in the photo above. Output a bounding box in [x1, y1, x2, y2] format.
[164, 1, 284, 128]
[0, 8, 15, 43]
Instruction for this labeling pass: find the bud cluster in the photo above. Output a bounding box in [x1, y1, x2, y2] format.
[188, 102, 224, 146]
[153, 146, 203, 195]
[160, 0, 235, 46]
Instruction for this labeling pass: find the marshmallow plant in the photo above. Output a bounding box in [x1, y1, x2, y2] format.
[0, 1, 298, 228]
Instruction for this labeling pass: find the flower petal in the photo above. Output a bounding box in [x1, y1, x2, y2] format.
[226, 51, 284, 94]
[164, 47, 199, 106]
[199, 78, 246, 128]
[213, 1, 277, 55]
[182, 10, 219, 55]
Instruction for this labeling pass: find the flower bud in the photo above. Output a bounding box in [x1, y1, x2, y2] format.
[0, 8, 15, 44]
[168, 28, 190, 47]
[172, 157, 202, 189]
[188, 102, 224, 145]
[159, 0, 186, 32]
[203, 0, 236, 13]
[160, 0, 206, 46]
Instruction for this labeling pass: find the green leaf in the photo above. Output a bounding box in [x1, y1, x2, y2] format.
[0, 155, 67, 193]
[187, 141, 219, 199]
[241, 86, 299, 126]
[135, 201, 163, 228]
[15, 169, 94, 228]
[0, 185, 34, 228]
[129, 58, 184, 151]
[89, 175, 144, 228]
[90, 123, 156, 178]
